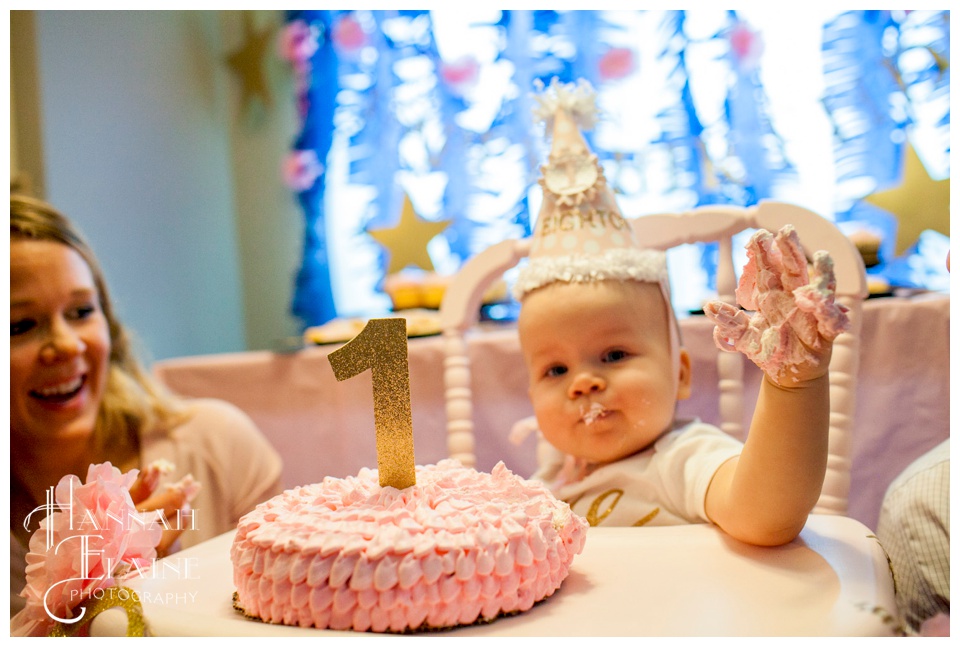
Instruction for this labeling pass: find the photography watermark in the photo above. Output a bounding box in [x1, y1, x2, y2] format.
[68, 585, 199, 606]
[22, 480, 202, 625]
[24, 480, 200, 547]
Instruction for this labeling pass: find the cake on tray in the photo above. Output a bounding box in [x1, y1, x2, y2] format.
[230, 459, 588, 633]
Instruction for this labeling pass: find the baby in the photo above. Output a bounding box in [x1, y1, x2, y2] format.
[515, 80, 849, 546]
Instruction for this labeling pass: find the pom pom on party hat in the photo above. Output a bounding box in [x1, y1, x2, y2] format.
[513, 78, 667, 300]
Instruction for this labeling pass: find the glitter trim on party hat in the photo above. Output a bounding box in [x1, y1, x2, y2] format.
[513, 78, 668, 301]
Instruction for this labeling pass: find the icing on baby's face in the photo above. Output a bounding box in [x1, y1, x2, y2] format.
[518, 280, 690, 465]
[580, 401, 607, 425]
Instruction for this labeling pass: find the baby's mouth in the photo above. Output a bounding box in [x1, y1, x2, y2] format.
[580, 402, 608, 425]
[31, 376, 85, 403]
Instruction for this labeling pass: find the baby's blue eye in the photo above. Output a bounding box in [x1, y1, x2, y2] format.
[603, 350, 629, 363]
[545, 365, 568, 378]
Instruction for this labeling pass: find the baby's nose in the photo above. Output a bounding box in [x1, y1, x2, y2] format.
[568, 373, 606, 398]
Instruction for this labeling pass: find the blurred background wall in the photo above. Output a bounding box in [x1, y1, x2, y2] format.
[10, 10, 301, 362]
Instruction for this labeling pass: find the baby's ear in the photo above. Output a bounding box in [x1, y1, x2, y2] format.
[676, 348, 692, 400]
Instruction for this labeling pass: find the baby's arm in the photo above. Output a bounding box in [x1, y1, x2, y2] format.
[702, 226, 850, 546]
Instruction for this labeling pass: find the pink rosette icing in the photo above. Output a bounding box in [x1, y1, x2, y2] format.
[12, 462, 164, 637]
[231, 459, 588, 632]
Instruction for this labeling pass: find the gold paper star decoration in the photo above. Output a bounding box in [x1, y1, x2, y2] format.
[864, 143, 950, 255]
[368, 194, 450, 274]
[225, 12, 275, 111]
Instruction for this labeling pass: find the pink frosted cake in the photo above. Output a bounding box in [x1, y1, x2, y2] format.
[230, 459, 588, 632]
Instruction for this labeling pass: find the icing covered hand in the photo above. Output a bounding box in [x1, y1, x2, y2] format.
[130, 460, 201, 557]
[703, 225, 850, 386]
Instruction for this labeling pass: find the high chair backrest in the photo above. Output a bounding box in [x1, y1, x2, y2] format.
[439, 200, 868, 515]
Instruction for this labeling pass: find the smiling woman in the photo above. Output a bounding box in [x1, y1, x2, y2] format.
[10, 197, 135, 488]
[8, 195, 284, 620]
[10, 236, 112, 455]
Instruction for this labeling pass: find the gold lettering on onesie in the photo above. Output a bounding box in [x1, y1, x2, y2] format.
[632, 508, 660, 527]
[551, 422, 744, 527]
[586, 489, 624, 526]
[565, 489, 661, 527]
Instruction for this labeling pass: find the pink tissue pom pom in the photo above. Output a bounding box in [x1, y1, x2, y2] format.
[279, 19, 320, 66]
[440, 56, 480, 96]
[11, 462, 163, 637]
[729, 22, 764, 70]
[282, 149, 324, 192]
[333, 14, 367, 55]
[598, 47, 635, 81]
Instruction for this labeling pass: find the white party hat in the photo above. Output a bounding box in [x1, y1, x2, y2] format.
[513, 78, 668, 300]
[514, 78, 680, 376]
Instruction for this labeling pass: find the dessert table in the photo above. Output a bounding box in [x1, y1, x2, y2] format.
[92, 514, 898, 637]
[153, 293, 950, 532]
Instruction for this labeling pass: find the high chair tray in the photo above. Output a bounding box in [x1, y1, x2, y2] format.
[93, 514, 897, 636]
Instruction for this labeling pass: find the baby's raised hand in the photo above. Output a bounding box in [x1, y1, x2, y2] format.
[703, 225, 850, 386]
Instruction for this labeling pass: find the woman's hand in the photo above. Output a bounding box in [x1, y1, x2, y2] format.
[703, 225, 850, 386]
[129, 462, 200, 558]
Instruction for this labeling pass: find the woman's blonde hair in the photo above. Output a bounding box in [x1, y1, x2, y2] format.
[10, 194, 184, 454]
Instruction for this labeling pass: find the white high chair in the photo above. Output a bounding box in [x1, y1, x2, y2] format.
[438, 200, 899, 636]
[440, 200, 866, 514]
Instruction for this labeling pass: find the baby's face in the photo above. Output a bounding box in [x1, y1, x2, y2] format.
[518, 280, 688, 465]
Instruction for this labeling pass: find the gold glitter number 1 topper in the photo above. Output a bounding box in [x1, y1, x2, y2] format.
[328, 318, 417, 489]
